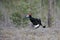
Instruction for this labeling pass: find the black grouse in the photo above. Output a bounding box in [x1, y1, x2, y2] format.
[26, 14, 46, 29]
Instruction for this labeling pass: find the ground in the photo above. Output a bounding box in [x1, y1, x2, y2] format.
[0, 26, 60, 40]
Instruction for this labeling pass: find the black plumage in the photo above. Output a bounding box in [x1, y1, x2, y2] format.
[26, 14, 46, 29]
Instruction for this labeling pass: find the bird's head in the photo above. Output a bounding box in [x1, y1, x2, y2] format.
[25, 13, 32, 18]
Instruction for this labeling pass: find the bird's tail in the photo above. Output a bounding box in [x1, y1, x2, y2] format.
[43, 25, 46, 28]
[41, 24, 46, 28]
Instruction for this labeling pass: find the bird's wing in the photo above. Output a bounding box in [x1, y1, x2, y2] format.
[34, 24, 40, 28]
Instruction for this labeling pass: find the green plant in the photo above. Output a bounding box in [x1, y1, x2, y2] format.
[10, 12, 21, 26]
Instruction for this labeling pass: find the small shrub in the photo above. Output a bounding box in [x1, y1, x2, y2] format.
[10, 12, 29, 27]
[10, 12, 21, 26]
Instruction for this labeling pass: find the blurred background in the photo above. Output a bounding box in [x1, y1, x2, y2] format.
[0, 0, 60, 40]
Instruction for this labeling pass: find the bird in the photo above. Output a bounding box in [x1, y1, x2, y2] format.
[26, 14, 46, 29]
